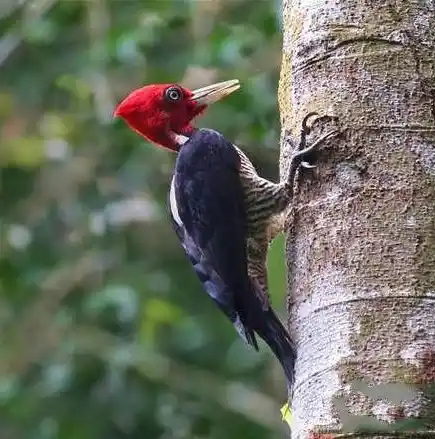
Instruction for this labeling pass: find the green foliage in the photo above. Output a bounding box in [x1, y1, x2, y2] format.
[0, 1, 288, 438]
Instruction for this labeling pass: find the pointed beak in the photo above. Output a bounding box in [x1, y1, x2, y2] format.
[190, 79, 240, 106]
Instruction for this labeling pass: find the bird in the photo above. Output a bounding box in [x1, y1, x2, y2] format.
[114, 79, 338, 390]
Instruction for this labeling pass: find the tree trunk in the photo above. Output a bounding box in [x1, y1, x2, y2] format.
[278, 1, 435, 438]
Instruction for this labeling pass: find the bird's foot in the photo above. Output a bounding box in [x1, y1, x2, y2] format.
[293, 128, 339, 169]
[292, 112, 339, 169]
[286, 112, 339, 187]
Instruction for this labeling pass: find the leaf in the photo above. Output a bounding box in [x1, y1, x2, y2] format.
[280, 402, 292, 428]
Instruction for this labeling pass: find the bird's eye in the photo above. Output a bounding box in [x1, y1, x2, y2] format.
[165, 86, 183, 102]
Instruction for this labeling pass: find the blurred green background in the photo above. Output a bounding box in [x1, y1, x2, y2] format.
[0, 1, 289, 438]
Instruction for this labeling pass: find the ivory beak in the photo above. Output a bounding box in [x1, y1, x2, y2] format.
[190, 79, 240, 105]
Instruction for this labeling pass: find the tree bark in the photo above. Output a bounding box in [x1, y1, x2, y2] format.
[278, 1, 435, 438]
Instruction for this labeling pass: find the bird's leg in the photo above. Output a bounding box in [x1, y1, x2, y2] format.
[239, 113, 338, 226]
[286, 112, 339, 193]
[298, 112, 323, 169]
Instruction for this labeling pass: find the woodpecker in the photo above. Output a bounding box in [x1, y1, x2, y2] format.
[114, 79, 338, 389]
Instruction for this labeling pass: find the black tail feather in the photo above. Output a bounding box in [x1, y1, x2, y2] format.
[255, 307, 296, 390]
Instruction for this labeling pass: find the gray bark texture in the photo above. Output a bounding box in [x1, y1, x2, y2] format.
[278, 1, 435, 438]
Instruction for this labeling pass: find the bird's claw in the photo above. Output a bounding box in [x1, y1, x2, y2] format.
[287, 113, 339, 188]
[301, 161, 316, 169]
[298, 112, 337, 152]
[291, 129, 338, 163]
[301, 112, 319, 136]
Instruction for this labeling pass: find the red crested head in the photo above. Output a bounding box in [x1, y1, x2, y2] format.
[114, 80, 240, 151]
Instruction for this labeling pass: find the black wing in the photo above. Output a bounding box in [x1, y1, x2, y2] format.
[169, 129, 258, 349]
[170, 214, 258, 349]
